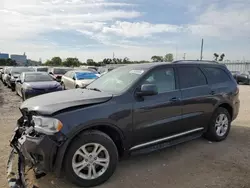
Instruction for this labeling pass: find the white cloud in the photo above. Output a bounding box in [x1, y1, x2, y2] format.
[102, 21, 182, 37]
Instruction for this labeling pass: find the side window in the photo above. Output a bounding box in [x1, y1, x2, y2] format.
[178, 67, 207, 89]
[204, 67, 231, 84]
[141, 68, 176, 93]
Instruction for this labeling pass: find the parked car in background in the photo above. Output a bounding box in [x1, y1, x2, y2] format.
[6, 67, 35, 91]
[15, 72, 63, 100]
[230, 71, 241, 82]
[97, 67, 115, 76]
[33, 66, 49, 72]
[2, 67, 11, 86]
[0, 68, 3, 81]
[61, 69, 99, 89]
[9, 60, 239, 187]
[236, 71, 250, 85]
[48, 67, 73, 82]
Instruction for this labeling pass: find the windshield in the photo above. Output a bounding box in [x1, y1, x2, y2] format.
[75, 72, 98, 80]
[54, 68, 72, 74]
[24, 73, 54, 82]
[37, 67, 48, 72]
[86, 66, 145, 94]
[11, 67, 34, 74]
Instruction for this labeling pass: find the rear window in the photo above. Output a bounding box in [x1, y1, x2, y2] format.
[37, 67, 48, 72]
[204, 67, 231, 84]
[178, 67, 207, 89]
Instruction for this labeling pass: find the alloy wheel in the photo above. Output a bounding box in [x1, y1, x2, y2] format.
[215, 114, 229, 137]
[72, 143, 110, 180]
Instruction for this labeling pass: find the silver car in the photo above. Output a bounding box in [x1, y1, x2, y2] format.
[61, 70, 99, 89]
[2, 67, 11, 86]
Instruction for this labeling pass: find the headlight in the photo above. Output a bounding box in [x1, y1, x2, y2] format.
[32, 116, 63, 135]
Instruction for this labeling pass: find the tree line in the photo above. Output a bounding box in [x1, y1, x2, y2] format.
[44, 53, 174, 67]
[0, 58, 17, 66]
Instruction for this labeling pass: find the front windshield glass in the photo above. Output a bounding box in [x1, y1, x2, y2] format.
[54, 68, 72, 74]
[24, 73, 54, 82]
[86, 66, 145, 94]
[75, 72, 98, 80]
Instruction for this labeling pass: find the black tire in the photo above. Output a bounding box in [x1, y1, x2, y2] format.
[64, 130, 118, 187]
[11, 86, 15, 92]
[204, 107, 231, 142]
[21, 90, 26, 101]
[3, 81, 7, 86]
[75, 85, 79, 88]
[61, 82, 66, 90]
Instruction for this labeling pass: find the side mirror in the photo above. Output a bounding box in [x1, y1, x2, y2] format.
[136, 84, 158, 97]
[72, 76, 76, 80]
[9, 73, 11, 76]
[16, 79, 21, 83]
[49, 72, 53, 75]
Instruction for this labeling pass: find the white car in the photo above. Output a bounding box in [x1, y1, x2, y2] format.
[61, 69, 99, 89]
[2, 67, 11, 86]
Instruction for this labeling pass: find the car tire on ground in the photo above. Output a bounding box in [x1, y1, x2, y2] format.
[11, 87, 15, 92]
[3, 81, 7, 86]
[61, 82, 66, 90]
[75, 85, 79, 88]
[64, 130, 118, 187]
[204, 107, 231, 142]
[21, 90, 26, 101]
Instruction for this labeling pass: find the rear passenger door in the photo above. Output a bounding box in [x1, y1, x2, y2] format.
[177, 65, 213, 131]
[202, 66, 234, 101]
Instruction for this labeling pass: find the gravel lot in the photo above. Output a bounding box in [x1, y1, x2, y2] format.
[0, 82, 250, 188]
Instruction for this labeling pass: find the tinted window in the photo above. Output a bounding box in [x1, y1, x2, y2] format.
[54, 68, 72, 74]
[11, 67, 34, 74]
[178, 67, 207, 89]
[142, 68, 176, 93]
[24, 73, 53, 82]
[204, 67, 231, 84]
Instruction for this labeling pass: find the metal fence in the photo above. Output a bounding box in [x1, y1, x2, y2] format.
[223, 61, 250, 72]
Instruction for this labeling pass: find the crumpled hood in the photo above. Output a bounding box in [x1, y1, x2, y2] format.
[20, 89, 113, 115]
[25, 81, 60, 89]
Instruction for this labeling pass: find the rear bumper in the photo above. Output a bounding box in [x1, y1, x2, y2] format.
[233, 100, 240, 121]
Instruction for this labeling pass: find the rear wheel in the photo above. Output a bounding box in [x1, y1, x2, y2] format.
[61, 82, 66, 90]
[76, 85, 79, 88]
[64, 130, 118, 187]
[204, 107, 231, 142]
[21, 90, 26, 101]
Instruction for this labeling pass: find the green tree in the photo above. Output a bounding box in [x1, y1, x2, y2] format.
[102, 58, 112, 65]
[62, 57, 81, 67]
[86, 59, 95, 66]
[51, 57, 62, 66]
[151, 56, 163, 62]
[164, 53, 174, 62]
[123, 57, 130, 64]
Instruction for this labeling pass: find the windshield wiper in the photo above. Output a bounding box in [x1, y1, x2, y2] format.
[87, 87, 101, 92]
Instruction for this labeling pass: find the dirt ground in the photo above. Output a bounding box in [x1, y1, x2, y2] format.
[0, 82, 250, 188]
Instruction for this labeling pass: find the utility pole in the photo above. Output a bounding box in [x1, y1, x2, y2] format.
[183, 53, 186, 60]
[200, 38, 204, 60]
[175, 46, 178, 60]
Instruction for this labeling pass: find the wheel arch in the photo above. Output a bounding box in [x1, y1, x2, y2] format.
[54, 123, 125, 177]
[217, 103, 233, 119]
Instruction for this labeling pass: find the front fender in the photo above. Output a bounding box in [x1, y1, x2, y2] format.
[53, 122, 125, 177]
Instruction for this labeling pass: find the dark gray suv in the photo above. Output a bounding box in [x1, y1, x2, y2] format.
[8, 61, 240, 187]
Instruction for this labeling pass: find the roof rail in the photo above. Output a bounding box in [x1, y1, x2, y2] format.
[172, 60, 219, 64]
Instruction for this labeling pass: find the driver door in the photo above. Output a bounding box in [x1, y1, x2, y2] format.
[131, 66, 183, 148]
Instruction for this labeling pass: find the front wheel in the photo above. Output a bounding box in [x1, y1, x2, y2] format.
[204, 107, 231, 142]
[64, 130, 118, 187]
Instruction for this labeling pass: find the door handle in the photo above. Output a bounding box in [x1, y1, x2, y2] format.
[170, 97, 180, 102]
[210, 90, 215, 95]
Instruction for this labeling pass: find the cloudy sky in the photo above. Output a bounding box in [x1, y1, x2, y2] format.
[1, 0, 250, 62]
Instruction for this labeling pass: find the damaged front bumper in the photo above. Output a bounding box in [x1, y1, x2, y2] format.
[7, 123, 60, 188]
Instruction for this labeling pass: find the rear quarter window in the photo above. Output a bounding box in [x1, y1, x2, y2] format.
[203, 67, 231, 84]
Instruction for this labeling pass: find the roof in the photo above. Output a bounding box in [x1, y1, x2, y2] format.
[23, 72, 48, 75]
[172, 60, 219, 64]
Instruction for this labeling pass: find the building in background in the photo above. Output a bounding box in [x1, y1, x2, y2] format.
[11, 53, 27, 65]
[0, 53, 9, 59]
